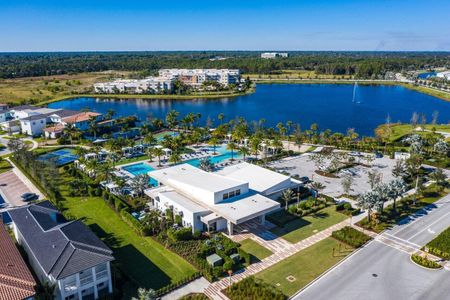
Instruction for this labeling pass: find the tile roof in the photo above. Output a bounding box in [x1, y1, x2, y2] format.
[62, 112, 101, 124]
[8, 201, 113, 280]
[43, 123, 65, 133]
[0, 221, 36, 300]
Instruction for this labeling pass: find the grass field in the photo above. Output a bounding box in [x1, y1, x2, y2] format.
[239, 239, 273, 261]
[0, 72, 132, 104]
[0, 159, 12, 174]
[375, 123, 450, 142]
[270, 206, 348, 243]
[59, 172, 197, 295]
[256, 238, 353, 296]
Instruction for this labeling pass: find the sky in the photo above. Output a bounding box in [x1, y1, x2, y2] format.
[1, 0, 450, 52]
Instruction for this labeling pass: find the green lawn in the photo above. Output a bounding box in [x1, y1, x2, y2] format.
[0, 159, 12, 174]
[256, 238, 353, 296]
[270, 206, 348, 243]
[375, 123, 450, 142]
[239, 239, 273, 261]
[62, 195, 197, 291]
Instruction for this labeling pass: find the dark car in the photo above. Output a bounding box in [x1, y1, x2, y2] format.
[21, 193, 38, 202]
[298, 176, 311, 184]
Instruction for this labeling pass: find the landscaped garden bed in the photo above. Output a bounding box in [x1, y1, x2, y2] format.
[410, 254, 442, 269]
[224, 276, 286, 300]
[424, 226, 450, 259]
[331, 226, 371, 248]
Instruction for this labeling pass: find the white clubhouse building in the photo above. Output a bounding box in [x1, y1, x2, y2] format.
[145, 163, 300, 234]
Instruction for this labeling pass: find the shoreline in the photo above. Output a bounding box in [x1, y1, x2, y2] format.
[37, 80, 450, 105]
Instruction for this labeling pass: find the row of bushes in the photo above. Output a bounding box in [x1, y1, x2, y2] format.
[425, 227, 450, 259]
[224, 276, 286, 300]
[411, 254, 442, 269]
[120, 209, 146, 236]
[288, 202, 327, 216]
[331, 226, 372, 248]
[336, 202, 361, 216]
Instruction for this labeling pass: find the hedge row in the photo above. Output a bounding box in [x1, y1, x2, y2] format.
[331, 226, 371, 248]
[411, 254, 441, 269]
[156, 272, 202, 296]
[425, 227, 450, 259]
[224, 276, 286, 300]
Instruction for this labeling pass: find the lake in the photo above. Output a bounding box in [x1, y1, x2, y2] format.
[48, 84, 450, 136]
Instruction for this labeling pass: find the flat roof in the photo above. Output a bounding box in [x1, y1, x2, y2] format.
[210, 193, 279, 224]
[160, 190, 208, 213]
[150, 164, 246, 193]
[218, 162, 292, 193]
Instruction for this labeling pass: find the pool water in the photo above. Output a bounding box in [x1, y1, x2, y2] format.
[186, 151, 242, 168]
[38, 148, 78, 166]
[122, 163, 158, 186]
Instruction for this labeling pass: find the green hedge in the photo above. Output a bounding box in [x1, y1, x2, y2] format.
[119, 209, 146, 236]
[331, 226, 371, 248]
[425, 227, 450, 259]
[224, 276, 286, 300]
[411, 254, 441, 269]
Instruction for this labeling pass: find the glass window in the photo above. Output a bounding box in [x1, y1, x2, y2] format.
[235, 189, 241, 196]
[229, 191, 235, 198]
[223, 193, 229, 200]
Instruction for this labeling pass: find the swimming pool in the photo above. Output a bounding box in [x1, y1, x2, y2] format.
[121, 163, 158, 186]
[186, 151, 242, 168]
[37, 148, 78, 166]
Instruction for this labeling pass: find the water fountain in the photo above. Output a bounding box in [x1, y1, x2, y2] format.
[352, 81, 358, 102]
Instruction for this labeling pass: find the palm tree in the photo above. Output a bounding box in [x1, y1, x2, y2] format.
[281, 189, 294, 211]
[218, 113, 225, 124]
[227, 141, 237, 161]
[88, 117, 99, 139]
[153, 147, 164, 167]
[199, 157, 214, 172]
[165, 110, 179, 129]
[387, 178, 407, 212]
[238, 146, 250, 162]
[208, 136, 220, 154]
[357, 191, 378, 223]
[130, 174, 150, 197]
[146, 147, 154, 162]
[143, 133, 156, 146]
[132, 287, 157, 300]
[249, 136, 261, 159]
[169, 152, 181, 165]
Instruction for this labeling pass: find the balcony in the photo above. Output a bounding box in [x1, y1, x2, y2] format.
[95, 269, 108, 280]
[79, 274, 93, 286]
[63, 281, 78, 293]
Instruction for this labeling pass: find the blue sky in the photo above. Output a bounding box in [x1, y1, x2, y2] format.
[1, 0, 449, 52]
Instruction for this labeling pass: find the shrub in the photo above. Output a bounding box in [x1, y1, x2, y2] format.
[411, 254, 441, 269]
[224, 276, 286, 300]
[331, 226, 371, 248]
[425, 227, 450, 259]
[223, 260, 234, 272]
[167, 227, 193, 242]
[238, 248, 251, 266]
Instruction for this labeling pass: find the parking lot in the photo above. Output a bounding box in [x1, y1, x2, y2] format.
[269, 153, 398, 198]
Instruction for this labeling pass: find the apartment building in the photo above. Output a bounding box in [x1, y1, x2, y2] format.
[94, 77, 172, 94]
[158, 69, 241, 87]
[261, 52, 289, 59]
[8, 201, 114, 300]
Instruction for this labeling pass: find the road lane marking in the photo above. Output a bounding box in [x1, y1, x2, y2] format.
[406, 211, 450, 241]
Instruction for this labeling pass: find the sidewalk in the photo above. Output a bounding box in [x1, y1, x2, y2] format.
[204, 219, 350, 300]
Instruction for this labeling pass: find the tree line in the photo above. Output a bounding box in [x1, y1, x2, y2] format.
[1, 51, 449, 79]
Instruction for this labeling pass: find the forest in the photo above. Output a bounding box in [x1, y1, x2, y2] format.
[1, 51, 449, 79]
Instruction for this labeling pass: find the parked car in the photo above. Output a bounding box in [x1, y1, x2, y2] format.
[21, 193, 38, 202]
[298, 176, 311, 184]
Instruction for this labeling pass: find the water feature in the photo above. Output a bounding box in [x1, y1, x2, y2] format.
[48, 84, 450, 136]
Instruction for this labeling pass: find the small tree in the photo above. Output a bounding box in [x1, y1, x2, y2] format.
[132, 288, 157, 300]
[281, 189, 294, 211]
[341, 174, 354, 196]
[430, 168, 448, 191]
[367, 170, 382, 190]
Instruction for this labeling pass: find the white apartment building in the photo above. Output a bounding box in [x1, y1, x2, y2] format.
[94, 77, 172, 94]
[261, 52, 289, 59]
[437, 71, 450, 80]
[8, 201, 114, 300]
[145, 163, 300, 234]
[158, 69, 241, 87]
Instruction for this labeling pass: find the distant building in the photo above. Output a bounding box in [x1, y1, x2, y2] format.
[0, 220, 36, 300]
[94, 77, 172, 94]
[437, 71, 450, 80]
[8, 201, 114, 300]
[158, 69, 241, 87]
[261, 52, 289, 59]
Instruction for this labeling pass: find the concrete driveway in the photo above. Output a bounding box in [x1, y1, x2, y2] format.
[292, 194, 450, 300]
[0, 170, 42, 207]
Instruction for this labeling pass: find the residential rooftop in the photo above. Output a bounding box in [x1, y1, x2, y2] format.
[8, 201, 114, 280]
[0, 220, 36, 300]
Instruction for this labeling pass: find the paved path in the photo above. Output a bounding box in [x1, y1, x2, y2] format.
[161, 277, 210, 300]
[294, 194, 450, 300]
[204, 219, 350, 299]
[0, 169, 42, 208]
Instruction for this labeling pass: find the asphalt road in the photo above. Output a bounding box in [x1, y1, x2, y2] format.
[293, 194, 450, 300]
